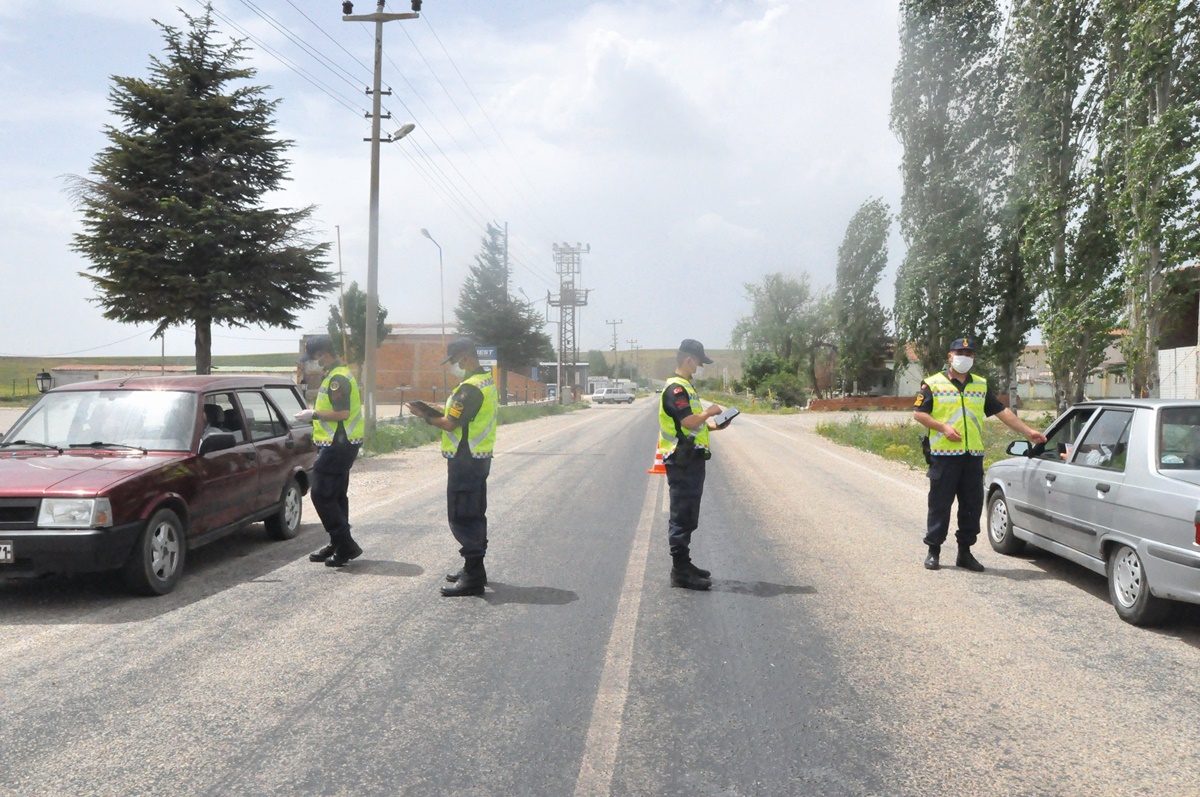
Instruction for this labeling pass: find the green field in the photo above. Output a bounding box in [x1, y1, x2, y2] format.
[0, 353, 296, 402]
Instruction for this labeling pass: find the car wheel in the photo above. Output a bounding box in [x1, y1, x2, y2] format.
[122, 508, 185, 596]
[1107, 544, 1175, 626]
[627, 398, 634, 404]
[987, 491, 1025, 555]
[265, 478, 303, 540]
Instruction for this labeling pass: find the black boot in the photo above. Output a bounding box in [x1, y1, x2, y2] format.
[441, 557, 486, 596]
[924, 545, 941, 570]
[671, 556, 711, 590]
[325, 539, 363, 568]
[445, 568, 463, 583]
[956, 546, 985, 572]
[688, 560, 711, 578]
[309, 543, 337, 563]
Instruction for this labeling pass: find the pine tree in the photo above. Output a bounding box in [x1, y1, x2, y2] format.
[455, 224, 553, 402]
[69, 6, 333, 374]
[834, 198, 892, 393]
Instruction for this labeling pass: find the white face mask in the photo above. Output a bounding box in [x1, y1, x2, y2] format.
[693, 364, 706, 379]
[950, 355, 974, 373]
[450, 362, 466, 379]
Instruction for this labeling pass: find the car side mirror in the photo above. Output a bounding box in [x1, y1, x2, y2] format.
[1006, 440, 1031, 457]
[199, 432, 238, 456]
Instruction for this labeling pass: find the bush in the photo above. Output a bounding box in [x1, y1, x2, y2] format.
[760, 371, 807, 407]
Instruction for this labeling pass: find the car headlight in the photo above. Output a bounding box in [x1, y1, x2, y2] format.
[37, 498, 114, 529]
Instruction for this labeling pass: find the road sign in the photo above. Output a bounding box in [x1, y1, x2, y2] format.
[476, 346, 498, 367]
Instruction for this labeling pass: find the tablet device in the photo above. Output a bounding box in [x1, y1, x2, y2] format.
[713, 406, 740, 426]
[408, 400, 443, 418]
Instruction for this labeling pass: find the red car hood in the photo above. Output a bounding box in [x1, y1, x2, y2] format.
[0, 452, 187, 497]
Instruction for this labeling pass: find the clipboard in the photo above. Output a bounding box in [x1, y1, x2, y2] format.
[713, 406, 740, 426]
[408, 400, 443, 418]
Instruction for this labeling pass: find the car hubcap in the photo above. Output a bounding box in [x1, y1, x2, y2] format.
[150, 522, 179, 581]
[1113, 548, 1143, 608]
[284, 487, 301, 530]
[989, 499, 1008, 543]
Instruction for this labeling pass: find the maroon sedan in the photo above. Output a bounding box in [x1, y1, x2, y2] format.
[0, 375, 317, 595]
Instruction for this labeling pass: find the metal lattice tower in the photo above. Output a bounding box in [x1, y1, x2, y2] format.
[549, 242, 591, 392]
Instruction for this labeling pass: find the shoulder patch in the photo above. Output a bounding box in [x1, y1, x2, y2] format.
[913, 394, 924, 407]
[447, 401, 464, 419]
[330, 381, 341, 391]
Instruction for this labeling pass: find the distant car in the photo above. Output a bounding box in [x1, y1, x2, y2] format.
[0, 376, 317, 595]
[985, 399, 1200, 626]
[592, 387, 635, 404]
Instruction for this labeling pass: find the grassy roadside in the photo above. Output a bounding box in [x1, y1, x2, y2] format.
[699, 390, 800, 415]
[363, 401, 588, 456]
[815, 412, 1057, 471]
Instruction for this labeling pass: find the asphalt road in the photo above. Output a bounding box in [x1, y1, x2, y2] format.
[3, 401, 1200, 796]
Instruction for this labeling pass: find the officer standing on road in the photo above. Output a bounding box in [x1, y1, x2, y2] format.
[913, 337, 1047, 572]
[659, 339, 733, 590]
[408, 338, 498, 597]
[296, 335, 365, 568]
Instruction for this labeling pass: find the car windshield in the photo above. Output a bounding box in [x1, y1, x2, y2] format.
[4, 390, 195, 451]
[1159, 407, 1200, 470]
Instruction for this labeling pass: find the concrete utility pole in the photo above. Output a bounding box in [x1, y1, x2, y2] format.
[606, 319, 623, 354]
[343, 0, 418, 437]
[628, 339, 641, 383]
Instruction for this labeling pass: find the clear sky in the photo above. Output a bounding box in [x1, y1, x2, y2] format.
[0, 0, 903, 360]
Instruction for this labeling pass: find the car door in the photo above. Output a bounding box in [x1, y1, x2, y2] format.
[234, 390, 294, 512]
[193, 392, 261, 534]
[1048, 408, 1133, 559]
[1010, 407, 1097, 539]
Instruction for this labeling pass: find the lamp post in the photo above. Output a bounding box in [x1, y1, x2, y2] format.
[419, 227, 447, 395]
[343, 1, 418, 438]
[35, 370, 51, 393]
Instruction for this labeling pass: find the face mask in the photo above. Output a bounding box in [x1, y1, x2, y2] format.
[450, 362, 466, 379]
[950, 355, 974, 373]
[693, 364, 706, 379]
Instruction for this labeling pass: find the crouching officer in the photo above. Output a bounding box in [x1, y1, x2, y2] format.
[297, 335, 365, 568]
[913, 337, 1046, 572]
[408, 338, 498, 597]
[660, 338, 733, 590]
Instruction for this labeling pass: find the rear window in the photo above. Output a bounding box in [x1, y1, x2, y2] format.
[1159, 407, 1200, 470]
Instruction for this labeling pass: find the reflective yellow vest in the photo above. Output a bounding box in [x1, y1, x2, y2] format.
[313, 364, 363, 446]
[926, 371, 986, 456]
[658, 375, 709, 457]
[442, 370, 498, 458]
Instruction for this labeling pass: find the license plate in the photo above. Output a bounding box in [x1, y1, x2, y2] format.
[0, 541, 12, 564]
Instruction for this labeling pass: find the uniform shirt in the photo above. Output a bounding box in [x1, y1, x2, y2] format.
[323, 362, 356, 447]
[662, 380, 696, 426]
[914, 371, 1006, 417]
[446, 367, 490, 490]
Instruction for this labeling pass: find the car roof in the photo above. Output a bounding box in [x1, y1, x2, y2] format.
[1071, 398, 1200, 410]
[49, 375, 300, 394]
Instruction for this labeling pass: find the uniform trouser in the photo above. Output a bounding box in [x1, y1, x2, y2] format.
[924, 454, 984, 548]
[312, 443, 359, 548]
[448, 458, 490, 559]
[666, 457, 707, 558]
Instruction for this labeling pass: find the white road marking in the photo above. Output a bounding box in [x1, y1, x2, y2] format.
[573, 474, 662, 797]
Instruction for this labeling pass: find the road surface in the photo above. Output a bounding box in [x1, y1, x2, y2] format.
[2, 401, 1199, 796]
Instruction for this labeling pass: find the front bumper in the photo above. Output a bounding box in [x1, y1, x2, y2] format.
[0, 520, 144, 577]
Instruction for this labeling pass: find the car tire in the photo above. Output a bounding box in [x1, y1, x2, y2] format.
[265, 478, 303, 540]
[122, 508, 185, 596]
[1107, 544, 1174, 626]
[627, 398, 634, 404]
[987, 491, 1025, 555]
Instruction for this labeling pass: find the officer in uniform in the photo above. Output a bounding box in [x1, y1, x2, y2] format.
[297, 335, 365, 568]
[408, 338, 498, 597]
[913, 337, 1046, 571]
[659, 339, 732, 590]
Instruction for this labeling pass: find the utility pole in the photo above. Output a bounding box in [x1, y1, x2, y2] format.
[549, 242, 591, 402]
[604, 316, 624, 379]
[335, 225, 349, 364]
[628, 339, 641, 383]
[343, 0, 418, 438]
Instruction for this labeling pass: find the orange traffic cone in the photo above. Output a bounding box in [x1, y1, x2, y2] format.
[647, 450, 666, 474]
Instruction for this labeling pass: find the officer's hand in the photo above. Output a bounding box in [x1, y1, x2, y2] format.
[706, 403, 723, 418]
[1029, 431, 1048, 444]
[294, 409, 315, 423]
[942, 424, 962, 442]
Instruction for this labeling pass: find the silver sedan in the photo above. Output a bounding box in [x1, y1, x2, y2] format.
[985, 399, 1200, 626]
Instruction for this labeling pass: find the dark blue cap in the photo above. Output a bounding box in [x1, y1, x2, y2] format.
[949, 337, 977, 352]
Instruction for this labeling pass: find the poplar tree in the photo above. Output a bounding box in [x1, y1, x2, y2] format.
[455, 224, 553, 402]
[326, 282, 391, 378]
[891, 0, 1002, 373]
[834, 198, 892, 392]
[70, 6, 333, 373]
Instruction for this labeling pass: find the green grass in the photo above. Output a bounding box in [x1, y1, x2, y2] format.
[363, 401, 587, 456]
[815, 412, 1057, 470]
[699, 390, 800, 415]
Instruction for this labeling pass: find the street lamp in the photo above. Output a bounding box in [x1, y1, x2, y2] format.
[419, 227, 446, 395]
[35, 370, 51, 393]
